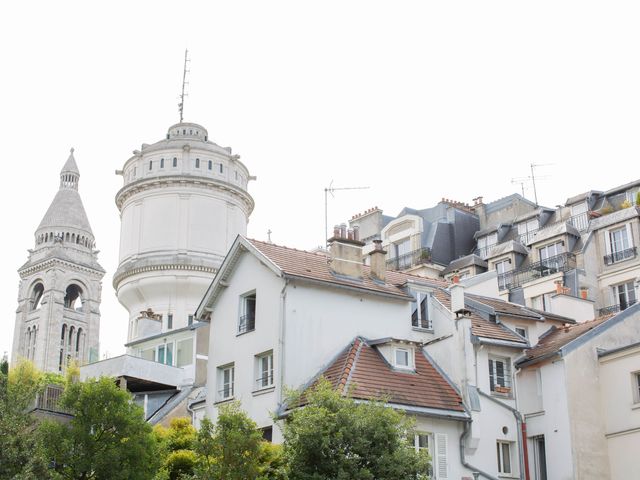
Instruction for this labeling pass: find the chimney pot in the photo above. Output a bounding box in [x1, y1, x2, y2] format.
[340, 223, 347, 238]
[369, 239, 387, 282]
[353, 225, 360, 241]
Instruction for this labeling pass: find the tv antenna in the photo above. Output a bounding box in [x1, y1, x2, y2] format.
[178, 49, 190, 123]
[510, 163, 553, 205]
[324, 181, 369, 246]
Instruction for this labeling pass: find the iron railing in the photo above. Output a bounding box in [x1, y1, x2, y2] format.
[237, 312, 255, 334]
[497, 252, 577, 291]
[218, 386, 234, 400]
[386, 247, 432, 271]
[598, 301, 637, 316]
[475, 244, 498, 259]
[604, 247, 637, 266]
[516, 213, 591, 246]
[255, 374, 274, 390]
[34, 384, 69, 414]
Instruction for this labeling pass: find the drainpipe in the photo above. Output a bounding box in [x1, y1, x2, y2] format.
[459, 421, 501, 480]
[478, 389, 526, 480]
[277, 279, 289, 406]
[514, 367, 531, 480]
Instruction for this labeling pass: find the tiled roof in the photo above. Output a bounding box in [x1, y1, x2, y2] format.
[310, 338, 465, 413]
[517, 314, 615, 367]
[468, 294, 575, 324]
[433, 290, 527, 345]
[248, 239, 413, 299]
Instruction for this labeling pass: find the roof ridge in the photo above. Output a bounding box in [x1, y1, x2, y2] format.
[337, 338, 362, 394]
[341, 337, 365, 395]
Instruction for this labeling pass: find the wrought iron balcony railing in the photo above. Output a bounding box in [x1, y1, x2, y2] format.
[33, 384, 69, 414]
[598, 301, 637, 316]
[497, 252, 577, 291]
[604, 247, 637, 266]
[386, 247, 432, 271]
[237, 312, 255, 334]
[516, 213, 591, 246]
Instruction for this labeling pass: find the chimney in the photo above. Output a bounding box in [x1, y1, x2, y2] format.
[450, 283, 466, 319]
[368, 239, 387, 282]
[329, 224, 365, 279]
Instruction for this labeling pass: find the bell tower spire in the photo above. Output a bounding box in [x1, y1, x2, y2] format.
[59, 147, 80, 190]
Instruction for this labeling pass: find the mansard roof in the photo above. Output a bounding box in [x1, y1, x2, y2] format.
[299, 337, 467, 417]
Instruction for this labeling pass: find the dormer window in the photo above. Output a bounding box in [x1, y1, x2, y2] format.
[411, 291, 432, 330]
[394, 347, 411, 369]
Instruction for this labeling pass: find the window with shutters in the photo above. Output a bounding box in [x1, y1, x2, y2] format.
[435, 433, 448, 479]
[410, 433, 434, 478]
[604, 225, 635, 265]
[489, 356, 512, 396]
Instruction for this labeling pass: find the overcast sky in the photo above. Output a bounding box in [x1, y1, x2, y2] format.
[2, 1, 639, 359]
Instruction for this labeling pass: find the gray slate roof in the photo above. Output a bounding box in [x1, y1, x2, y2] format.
[37, 188, 94, 235]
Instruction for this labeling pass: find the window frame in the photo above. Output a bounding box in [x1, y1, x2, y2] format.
[238, 291, 257, 335]
[394, 347, 411, 369]
[633, 372, 640, 405]
[255, 351, 274, 391]
[612, 281, 637, 310]
[411, 290, 432, 330]
[497, 440, 513, 475]
[218, 364, 235, 401]
[488, 355, 512, 396]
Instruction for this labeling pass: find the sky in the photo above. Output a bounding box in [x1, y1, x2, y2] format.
[2, 1, 640, 359]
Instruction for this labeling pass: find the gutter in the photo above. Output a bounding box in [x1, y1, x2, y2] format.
[277, 279, 289, 406]
[459, 420, 501, 480]
[478, 389, 526, 480]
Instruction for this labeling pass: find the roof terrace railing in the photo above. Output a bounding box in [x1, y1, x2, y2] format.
[598, 301, 637, 317]
[386, 247, 432, 271]
[497, 252, 577, 291]
[33, 384, 69, 414]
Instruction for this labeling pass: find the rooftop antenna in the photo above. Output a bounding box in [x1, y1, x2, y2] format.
[324, 181, 370, 247]
[178, 49, 190, 123]
[511, 177, 529, 197]
[530, 163, 553, 206]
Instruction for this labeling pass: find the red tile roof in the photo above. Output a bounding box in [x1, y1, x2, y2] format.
[310, 338, 465, 413]
[517, 314, 615, 367]
[248, 239, 446, 299]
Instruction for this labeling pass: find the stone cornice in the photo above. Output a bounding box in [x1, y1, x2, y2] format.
[113, 262, 218, 289]
[18, 257, 106, 279]
[114, 175, 255, 214]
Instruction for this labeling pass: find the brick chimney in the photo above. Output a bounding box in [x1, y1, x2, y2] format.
[329, 223, 364, 279]
[368, 239, 387, 282]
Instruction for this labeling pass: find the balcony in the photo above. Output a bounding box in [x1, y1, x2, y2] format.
[516, 213, 591, 246]
[497, 252, 577, 291]
[238, 312, 255, 334]
[386, 247, 432, 271]
[33, 384, 69, 415]
[604, 247, 637, 266]
[598, 301, 637, 316]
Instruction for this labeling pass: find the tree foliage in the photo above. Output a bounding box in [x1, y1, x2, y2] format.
[40, 376, 160, 480]
[0, 359, 51, 479]
[281, 378, 430, 480]
[192, 403, 264, 480]
[153, 417, 198, 480]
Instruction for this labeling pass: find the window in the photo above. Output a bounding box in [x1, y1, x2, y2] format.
[188, 314, 194, 326]
[489, 356, 512, 395]
[634, 372, 640, 404]
[626, 190, 639, 205]
[261, 426, 273, 442]
[395, 348, 410, 368]
[538, 241, 565, 273]
[195, 158, 200, 168]
[255, 351, 274, 390]
[495, 259, 512, 290]
[64, 284, 83, 310]
[410, 433, 434, 477]
[515, 327, 527, 339]
[160, 158, 164, 168]
[238, 292, 256, 334]
[612, 281, 637, 310]
[167, 314, 173, 330]
[149, 160, 152, 171]
[133, 166, 137, 177]
[517, 218, 539, 244]
[208, 160, 212, 170]
[173, 157, 177, 167]
[218, 364, 235, 400]
[497, 441, 513, 475]
[605, 226, 634, 264]
[389, 238, 412, 269]
[477, 232, 498, 256]
[532, 435, 548, 480]
[176, 338, 193, 367]
[539, 241, 564, 261]
[411, 291, 431, 329]
[531, 292, 553, 312]
[31, 283, 44, 310]
[219, 163, 223, 173]
[157, 343, 173, 366]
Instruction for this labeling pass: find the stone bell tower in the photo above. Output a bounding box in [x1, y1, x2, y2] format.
[12, 149, 105, 373]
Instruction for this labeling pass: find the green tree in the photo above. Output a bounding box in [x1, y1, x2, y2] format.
[192, 403, 264, 480]
[0, 359, 51, 479]
[281, 378, 430, 480]
[153, 417, 198, 480]
[39, 376, 160, 480]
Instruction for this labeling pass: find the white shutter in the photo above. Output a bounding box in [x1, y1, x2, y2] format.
[604, 230, 612, 256]
[435, 433, 448, 479]
[625, 223, 634, 249]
